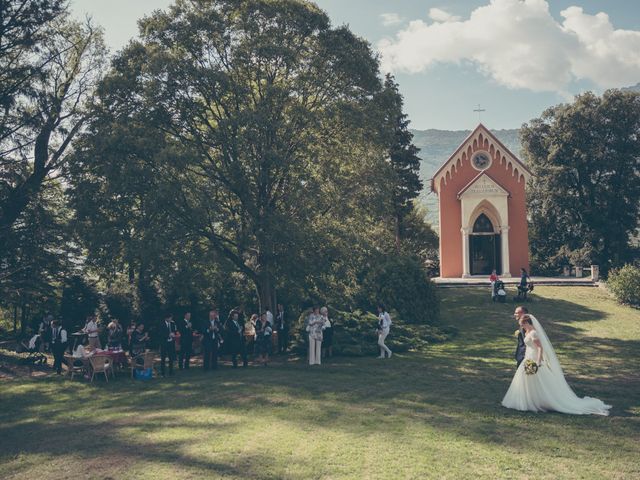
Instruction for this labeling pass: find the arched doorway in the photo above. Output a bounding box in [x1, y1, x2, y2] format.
[469, 213, 502, 275]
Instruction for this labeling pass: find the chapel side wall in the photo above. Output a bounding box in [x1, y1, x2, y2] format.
[437, 134, 530, 277]
[439, 175, 463, 277]
[507, 176, 530, 275]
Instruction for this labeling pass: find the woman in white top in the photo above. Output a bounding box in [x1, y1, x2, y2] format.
[376, 304, 392, 359]
[307, 307, 324, 365]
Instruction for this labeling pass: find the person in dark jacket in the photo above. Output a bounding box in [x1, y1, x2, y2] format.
[178, 312, 194, 370]
[513, 305, 528, 367]
[224, 310, 247, 368]
[159, 313, 177, 376]
[202, 309, 220, 371]
[275, 304, 288, 354]
[49, 319, 68, 375]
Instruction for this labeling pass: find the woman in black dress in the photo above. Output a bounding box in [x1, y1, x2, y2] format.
[320, 306, 333, 358]
[255, 313, 272, 366]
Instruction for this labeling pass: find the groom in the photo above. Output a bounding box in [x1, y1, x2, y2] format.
[513, 306, 528, 367]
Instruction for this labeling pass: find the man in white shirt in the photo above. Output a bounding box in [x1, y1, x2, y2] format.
[50, 319, 68, 374]
[83, 316, 101, 349]
[376, 304, 392, 359]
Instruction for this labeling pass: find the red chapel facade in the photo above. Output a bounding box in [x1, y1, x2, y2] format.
[431, 124, 531, 278]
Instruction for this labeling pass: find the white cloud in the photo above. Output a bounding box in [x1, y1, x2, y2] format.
[428, 8, 461, 23]
[380, 13, 403, 27]
[378, 0, 640, 93]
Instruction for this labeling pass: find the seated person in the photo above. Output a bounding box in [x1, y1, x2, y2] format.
[130, 323, 149, 357]
[489, 269, 499, 298]
[518, 268, 531, 294]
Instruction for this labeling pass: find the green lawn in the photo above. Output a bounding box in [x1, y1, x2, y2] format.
[1, 286, 639, 480]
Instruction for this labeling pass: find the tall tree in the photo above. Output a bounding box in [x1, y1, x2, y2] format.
[0, 7, 106, 240]
[0, 0, 65, 121]
[521, 90, 640, 274]
[81, 0, 391, 310]
[379, 74, 423, 251]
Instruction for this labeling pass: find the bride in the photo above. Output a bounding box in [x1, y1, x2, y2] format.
[502, 314, 611, 415]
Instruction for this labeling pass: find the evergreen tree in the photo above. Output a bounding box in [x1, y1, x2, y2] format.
[380, 75, 423, 251]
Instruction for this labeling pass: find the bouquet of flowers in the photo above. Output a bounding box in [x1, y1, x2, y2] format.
[513, 330, 521, 338]
[524, 359, 539, 375]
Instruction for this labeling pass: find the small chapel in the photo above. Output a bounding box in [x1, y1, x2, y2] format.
[431, 124, 531, 278]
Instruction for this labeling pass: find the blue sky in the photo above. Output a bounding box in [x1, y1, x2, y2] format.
[70, 0, 640, 130]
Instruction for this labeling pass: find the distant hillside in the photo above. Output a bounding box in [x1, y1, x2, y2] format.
[622, 83, 640, 93]
[411, 128, 522, 226]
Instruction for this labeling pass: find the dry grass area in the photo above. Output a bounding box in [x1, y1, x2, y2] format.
[0, 286, 638, 479]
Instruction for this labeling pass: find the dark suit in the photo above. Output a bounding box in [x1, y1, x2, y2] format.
[50, 326, 67, 374]
[515, 329, 526, 367]
[224, 317, 246, 367]
[276, 310, 288, 353]
[159, 320, 177, 376]
[178, 317, 194, 369]
[202, 319, 219, 370]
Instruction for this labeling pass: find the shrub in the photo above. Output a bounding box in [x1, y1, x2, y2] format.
[607, 265, 640, 306]
[360, 255, 439, 324]
[290, 307, 455, 357]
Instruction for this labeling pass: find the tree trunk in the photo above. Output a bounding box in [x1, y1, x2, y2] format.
[395, 213, 401, 252]
[256, 271, 274, 313]
[0, 123, 53, 232]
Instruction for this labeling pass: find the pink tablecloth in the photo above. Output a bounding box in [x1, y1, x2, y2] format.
[93, 349, 128, 364]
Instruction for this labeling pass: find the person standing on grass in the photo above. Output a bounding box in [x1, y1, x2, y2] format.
[39, 313, 53, 352]
[245, 313, 257, 358]
[49, 319, 68, 375]
[159, 313, 177, 376]
[255, 313, 272, 366]
[275, 303, 288, 354]
[178, 311, 194, 370]
[262, 314, 273, 366]
[126, 321, 137, 353]
[203, 309, 220, 371]
[265, 307, 274, 327]
[83, 315, 101, 350]
[130, 323, 149, 357]
[307, 306, 324, 366]
[321, 306, 333, 359]
[513, 306, 528, 367]
[376, 304, 392, 359]
[225, 310, 247, 368]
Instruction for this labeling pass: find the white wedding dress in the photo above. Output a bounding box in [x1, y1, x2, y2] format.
[502, 315, 611, 415]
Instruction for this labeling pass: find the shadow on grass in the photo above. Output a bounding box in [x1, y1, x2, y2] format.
[0, 287, 638, 478]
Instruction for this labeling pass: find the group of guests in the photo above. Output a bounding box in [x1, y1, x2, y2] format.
[34, 302, 396, 377]
[155, 304, 289, 376]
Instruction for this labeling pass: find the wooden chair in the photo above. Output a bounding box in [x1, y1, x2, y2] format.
[129, 353, 145, 378]
[129, 351, 155, 379]
[89, 355, 111, 383]
[65, 355, 85, 380]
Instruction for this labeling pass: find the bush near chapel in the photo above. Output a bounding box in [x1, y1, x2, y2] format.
[606, 265, 640, 306]
[360, 255, 439, 325]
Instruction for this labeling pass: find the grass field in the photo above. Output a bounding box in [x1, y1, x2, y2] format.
[1, 286, 639, 480]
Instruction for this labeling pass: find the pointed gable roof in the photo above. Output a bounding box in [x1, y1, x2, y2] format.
[430, 123, 531, 194]
[457, 171, 509, 199]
